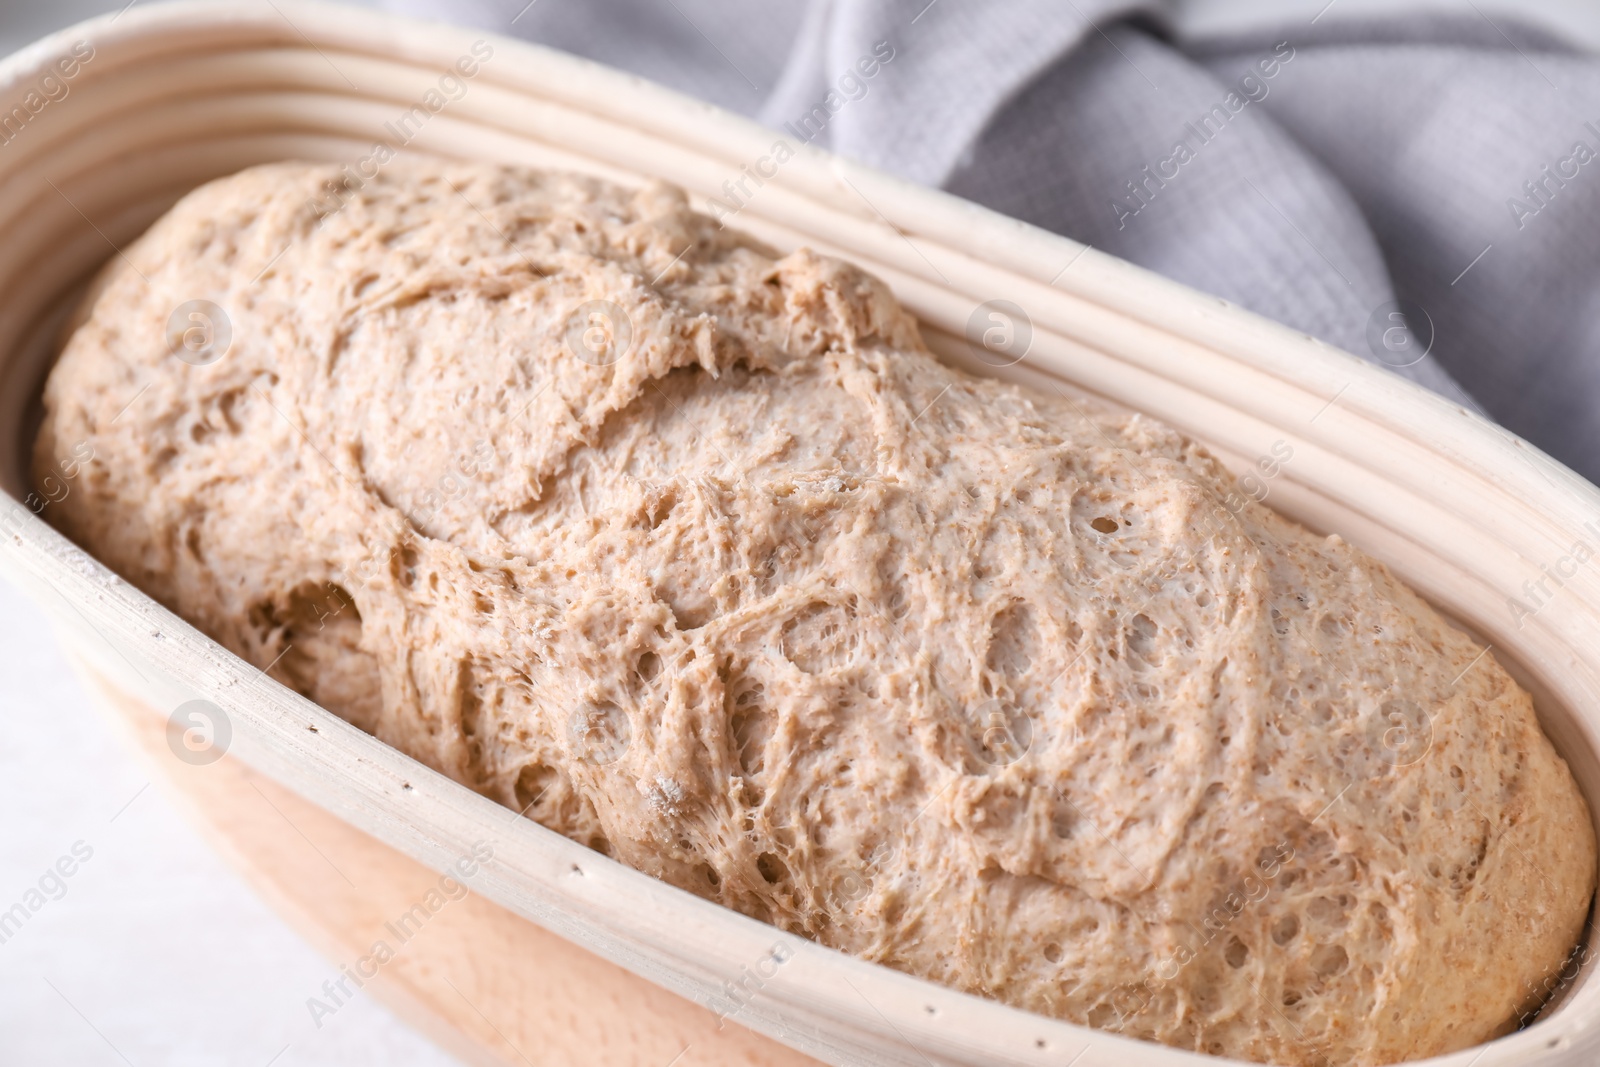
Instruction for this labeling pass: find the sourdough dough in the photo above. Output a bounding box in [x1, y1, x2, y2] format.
[36, 161, 1596, 1066]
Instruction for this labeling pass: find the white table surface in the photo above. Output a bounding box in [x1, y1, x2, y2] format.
[0, 571, 461, 1066]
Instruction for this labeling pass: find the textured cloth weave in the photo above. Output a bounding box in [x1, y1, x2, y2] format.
[380, 0, 1600, 482]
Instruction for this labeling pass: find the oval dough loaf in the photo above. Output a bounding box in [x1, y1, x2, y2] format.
[35, 161, 1595, 1065]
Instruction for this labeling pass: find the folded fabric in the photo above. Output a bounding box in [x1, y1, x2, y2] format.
[378, 0, 1600, 484]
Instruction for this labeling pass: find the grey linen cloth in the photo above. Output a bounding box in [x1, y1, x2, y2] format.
[380, 0, 1600, 484]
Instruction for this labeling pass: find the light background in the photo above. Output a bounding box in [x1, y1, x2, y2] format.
[1, 1, 1597, 1065]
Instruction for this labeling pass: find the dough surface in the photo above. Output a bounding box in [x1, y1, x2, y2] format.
[36, 161, 1596, 1066]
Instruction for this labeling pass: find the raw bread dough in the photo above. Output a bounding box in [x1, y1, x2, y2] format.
[36, 161, 1596, 1066]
